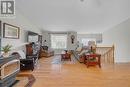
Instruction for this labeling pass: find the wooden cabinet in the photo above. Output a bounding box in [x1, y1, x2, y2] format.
[26, 43, 33, 56]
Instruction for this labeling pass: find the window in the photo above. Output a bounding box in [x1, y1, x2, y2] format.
[81, 38, 96, 46]
[51, 34, 67, 49]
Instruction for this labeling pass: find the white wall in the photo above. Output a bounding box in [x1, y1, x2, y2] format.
[67, 31, 77, 50]
[103, 18, 130, 63]
[1, 10, 42, 51]
[77, 34, 102, 44]
[42, 30, 51, 47]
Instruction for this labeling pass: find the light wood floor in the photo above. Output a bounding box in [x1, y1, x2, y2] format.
[20, 55, 130, 87]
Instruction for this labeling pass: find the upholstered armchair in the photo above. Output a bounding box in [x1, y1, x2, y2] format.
[11, 51, 35, 71]
[12, 42, 41, 71]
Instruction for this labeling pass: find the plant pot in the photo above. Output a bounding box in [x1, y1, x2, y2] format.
[3, 52, 9, 57]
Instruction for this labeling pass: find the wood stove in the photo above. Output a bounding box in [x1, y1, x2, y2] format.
[0, 55, 20, 87]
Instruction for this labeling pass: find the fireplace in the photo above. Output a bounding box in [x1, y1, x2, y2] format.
[0, 55, 20, 87]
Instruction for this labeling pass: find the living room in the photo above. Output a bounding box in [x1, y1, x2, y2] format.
[0, 0, 130, 87]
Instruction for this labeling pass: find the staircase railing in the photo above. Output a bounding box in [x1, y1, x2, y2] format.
[96, 45, 114, 63]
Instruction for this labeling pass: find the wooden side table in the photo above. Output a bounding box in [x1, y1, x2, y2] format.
[61, 50, 71, 61]
[84, 53, 101, 68]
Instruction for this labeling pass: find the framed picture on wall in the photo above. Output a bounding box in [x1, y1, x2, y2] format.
[3, 23, 20, 39]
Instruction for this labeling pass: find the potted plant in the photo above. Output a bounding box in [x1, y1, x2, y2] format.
[88, 46, 96, 61]
[88, 46, 96, 54]
[1, 44, 12, 57]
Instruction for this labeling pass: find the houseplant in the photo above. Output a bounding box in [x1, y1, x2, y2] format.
[1, 44, 12, 57]
[88, 46, 96, 54]
[88, 46, 96, 61]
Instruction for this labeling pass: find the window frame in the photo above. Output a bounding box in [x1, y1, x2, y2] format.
[51, 34, 67, 49]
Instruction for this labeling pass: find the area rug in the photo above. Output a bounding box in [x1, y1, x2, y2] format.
[51, 56, 77, 64]
[14, 74, 36, 87]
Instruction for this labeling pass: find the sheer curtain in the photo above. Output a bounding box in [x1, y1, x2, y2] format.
[51, 34, 67, 49]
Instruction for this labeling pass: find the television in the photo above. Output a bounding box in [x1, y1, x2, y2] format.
[27, 31, 39, 42]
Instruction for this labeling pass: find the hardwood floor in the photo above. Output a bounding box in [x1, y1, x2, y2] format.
[19, 55, 130, 87]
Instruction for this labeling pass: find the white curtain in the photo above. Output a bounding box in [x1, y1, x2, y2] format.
[51, 34, 67, 49]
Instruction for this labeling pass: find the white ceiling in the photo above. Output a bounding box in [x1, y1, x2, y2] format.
[16, 0, 130, 33]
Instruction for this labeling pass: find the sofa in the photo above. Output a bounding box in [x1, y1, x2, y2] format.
[73, 41, 97, 63]
[39, 46, 54, 58]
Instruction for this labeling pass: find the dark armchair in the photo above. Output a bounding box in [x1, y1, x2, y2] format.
[12, 42, 40, 71]
[20, 58, 35, 71]
[12, 51, 35, 71]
